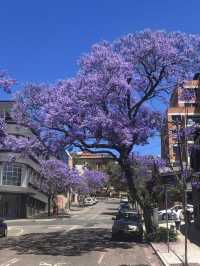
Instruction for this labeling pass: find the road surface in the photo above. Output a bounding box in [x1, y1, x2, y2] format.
[0, 199, 162, 266]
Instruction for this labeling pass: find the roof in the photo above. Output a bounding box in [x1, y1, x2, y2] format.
[72, 151, 113, 159]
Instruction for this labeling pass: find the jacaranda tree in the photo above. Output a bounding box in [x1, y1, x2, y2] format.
[0, 70, 15, 140]
[13, 30, 200, 233]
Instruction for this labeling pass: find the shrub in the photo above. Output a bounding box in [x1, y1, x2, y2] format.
[145, 227, 177, 242]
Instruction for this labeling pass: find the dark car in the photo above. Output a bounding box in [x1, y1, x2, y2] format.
[112, 211, 143, 241]
[0, 219, 7, 237]
[118, 202, 130, 213]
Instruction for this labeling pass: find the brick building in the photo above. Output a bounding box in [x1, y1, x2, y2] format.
[161, 74, 200, 165]
[161, 74, 200, 204]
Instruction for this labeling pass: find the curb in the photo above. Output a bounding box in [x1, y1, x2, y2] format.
[150, 243, 169, 266]
[150, 242, 186, 266]
[5, 206, 93, 223]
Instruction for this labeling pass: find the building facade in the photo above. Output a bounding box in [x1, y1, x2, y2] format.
[71, 151, 113, 172]
[0, 101, 48, 219]
[161, 75, 200, 165]
[161, 74, 200, 203]
[190, 128, 200, 228]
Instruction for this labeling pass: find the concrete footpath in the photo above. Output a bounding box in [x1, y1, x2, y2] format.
[5, 204, 91, 223]
[151, 222, 200, 266]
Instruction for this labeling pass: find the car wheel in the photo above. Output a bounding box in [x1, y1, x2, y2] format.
[111, 233, 118, 240]
[162, 213, 170, 220]
[3, 228, 7, 237]
[137, 234, 143, 242]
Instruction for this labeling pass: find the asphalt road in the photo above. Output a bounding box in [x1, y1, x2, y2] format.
[0, 199, 162, 266]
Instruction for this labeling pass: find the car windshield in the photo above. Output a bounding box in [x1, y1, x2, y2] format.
[118, 213, 139, 221]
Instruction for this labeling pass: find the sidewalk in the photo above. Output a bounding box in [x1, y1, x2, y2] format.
[151, 222, 200, 266]
[5, 204, 90, 223]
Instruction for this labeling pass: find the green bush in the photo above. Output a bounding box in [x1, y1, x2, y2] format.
[145, 227, 177, 242]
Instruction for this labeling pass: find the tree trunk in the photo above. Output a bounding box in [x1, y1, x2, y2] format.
[68, 189, 71, 210]
[48, 195, 51, 217]
[120, 157, 154, 235]
[143, 205, 154, 234]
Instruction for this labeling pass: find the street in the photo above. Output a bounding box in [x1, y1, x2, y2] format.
[0, 199, 161, 266]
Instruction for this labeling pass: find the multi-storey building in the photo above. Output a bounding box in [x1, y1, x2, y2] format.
[0, 101, 48, 219]
[161, 73, 200, 165]
[190, 128, 200, 227]
[161, 74, 200, 205]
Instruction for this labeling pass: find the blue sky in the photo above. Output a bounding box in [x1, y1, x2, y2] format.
[1, 0, 200, 156]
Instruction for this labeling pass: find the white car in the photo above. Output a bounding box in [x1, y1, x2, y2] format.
[92, 197, 98, 204]
[158, 204, 194, 220]
[84, 197, 94, 206]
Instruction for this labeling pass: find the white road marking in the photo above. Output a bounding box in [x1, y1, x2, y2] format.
[47, 226, 63, 229]
[68, 225, 79, 231]
[0, 258, 20, 266]
[7, 227, 24, 236]
[16, 228, 24, 236]
[35, 219, 56, 222]
[39, 262, 68, 266]
[39, 262, 52, 266]
[90, 214, 99, 220]
[8, 226, 23, 230]
[98, 253, 105, 264]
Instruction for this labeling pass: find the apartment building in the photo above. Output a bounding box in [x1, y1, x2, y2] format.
[161, 73, 200, 165]
[0, 101, 48, 219]
[161, 74, 200, 205]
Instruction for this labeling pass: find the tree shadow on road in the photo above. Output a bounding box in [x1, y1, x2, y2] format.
[0, 228, 147, 257]
[101, 211, 118, 216]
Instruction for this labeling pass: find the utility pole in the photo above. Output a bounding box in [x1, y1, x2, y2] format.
[183, 110, 189, 266]
[165, 185, 170, 253]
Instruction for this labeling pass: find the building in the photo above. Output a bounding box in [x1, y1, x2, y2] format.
[190, 128, 200, 228]
[70, 151, 116, 196]
[0, 101, 48, 219]
[161, 74, 200, 203]
[71, 151, 113, 172]
[161, 74, 200, 165]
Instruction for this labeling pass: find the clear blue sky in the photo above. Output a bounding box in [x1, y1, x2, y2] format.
[1, 0, 200, 156]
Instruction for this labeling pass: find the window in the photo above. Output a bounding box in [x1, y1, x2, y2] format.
[2, 163, 22, 186]
[171, 115, 181, 123]
[173, 145, 180, 160]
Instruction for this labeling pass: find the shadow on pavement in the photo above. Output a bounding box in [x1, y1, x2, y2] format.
[119, 265, 149, 266]
[101, 211, 118, 216]
[0, 228, 147, 256]
[180, 222, 200, 247]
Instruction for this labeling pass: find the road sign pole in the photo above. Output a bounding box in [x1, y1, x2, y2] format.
[165, 185, 170, 253]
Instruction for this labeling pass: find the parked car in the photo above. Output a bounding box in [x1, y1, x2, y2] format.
[84, 197, 94, 206]
[158, 204, 194, 220]
[120, 197, 129, 204]
[118, 202, 130, 214]
[112, 211, 143, 241]
[0, 219, 7, 237]
[92, 197, 98, 204]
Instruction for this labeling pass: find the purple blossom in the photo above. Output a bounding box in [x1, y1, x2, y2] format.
[0, 71, 16, 93]
[11, 30, 200, 201]
[39, 159, 81, 194]
[82, 169, 107, 193]
[192, 181, 200, 190]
